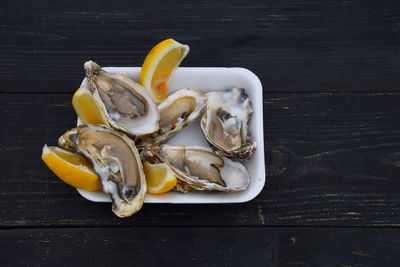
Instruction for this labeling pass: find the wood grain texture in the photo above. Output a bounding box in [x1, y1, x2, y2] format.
[0, 227, 399, 267]
[0, 0, 399, 93]
[1, 93, 400, 227]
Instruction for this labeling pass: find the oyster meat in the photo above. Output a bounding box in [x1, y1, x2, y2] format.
[84, 61, 159, 136]
[152, 88, 205, 144]
[147, 144, 250, 192]
[58, 124, 146, 218]
[201, 88, 257, 160]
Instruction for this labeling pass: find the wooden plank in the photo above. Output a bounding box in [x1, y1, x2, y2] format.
[0, 0, 399, 93]
[1, 93, 400, 227]
[0, 227, 399, 266]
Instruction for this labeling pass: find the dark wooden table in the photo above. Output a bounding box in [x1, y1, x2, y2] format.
[1, 0, 400, 266]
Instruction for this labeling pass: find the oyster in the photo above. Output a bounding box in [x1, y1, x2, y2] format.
[146, 144, 250, 192]
[201, 88, 257, 160]
[152, 88, 205, 144]
[84, 60, 159, 136]
[58, 125, 146, 218]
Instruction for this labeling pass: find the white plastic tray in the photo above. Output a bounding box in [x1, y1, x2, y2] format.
[77, 67, 265, 203]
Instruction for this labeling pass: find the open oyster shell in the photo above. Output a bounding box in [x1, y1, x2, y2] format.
[144, 144, 250, 192]
[84, 61, 159, 137]
[201, 88, 257, 160]
[58, 125, 146, 218]
[151, 88, 205, 144]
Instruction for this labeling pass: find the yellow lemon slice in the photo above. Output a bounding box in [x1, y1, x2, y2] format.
[42, 145, 102, 191]
[140, 38, 189, 103]
[143, 161, 177, 194]
[72, 86, 108, 125]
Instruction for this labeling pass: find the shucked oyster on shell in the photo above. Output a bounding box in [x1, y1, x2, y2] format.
[58, 124, 146, 218]
[84, 61, 159, 137]
[150, 88, 205, 144]
[144, 144, 250, 192]
[201, 88, 257, 160]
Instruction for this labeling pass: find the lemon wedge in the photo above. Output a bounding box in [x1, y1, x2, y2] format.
[42, 145, 102, 191]
[140, 38, 189, 103]
[72, 86, 108, 125]
[143, 161, 177, 194]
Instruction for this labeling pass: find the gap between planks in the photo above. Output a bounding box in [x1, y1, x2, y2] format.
[1, 224, 400, 231]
